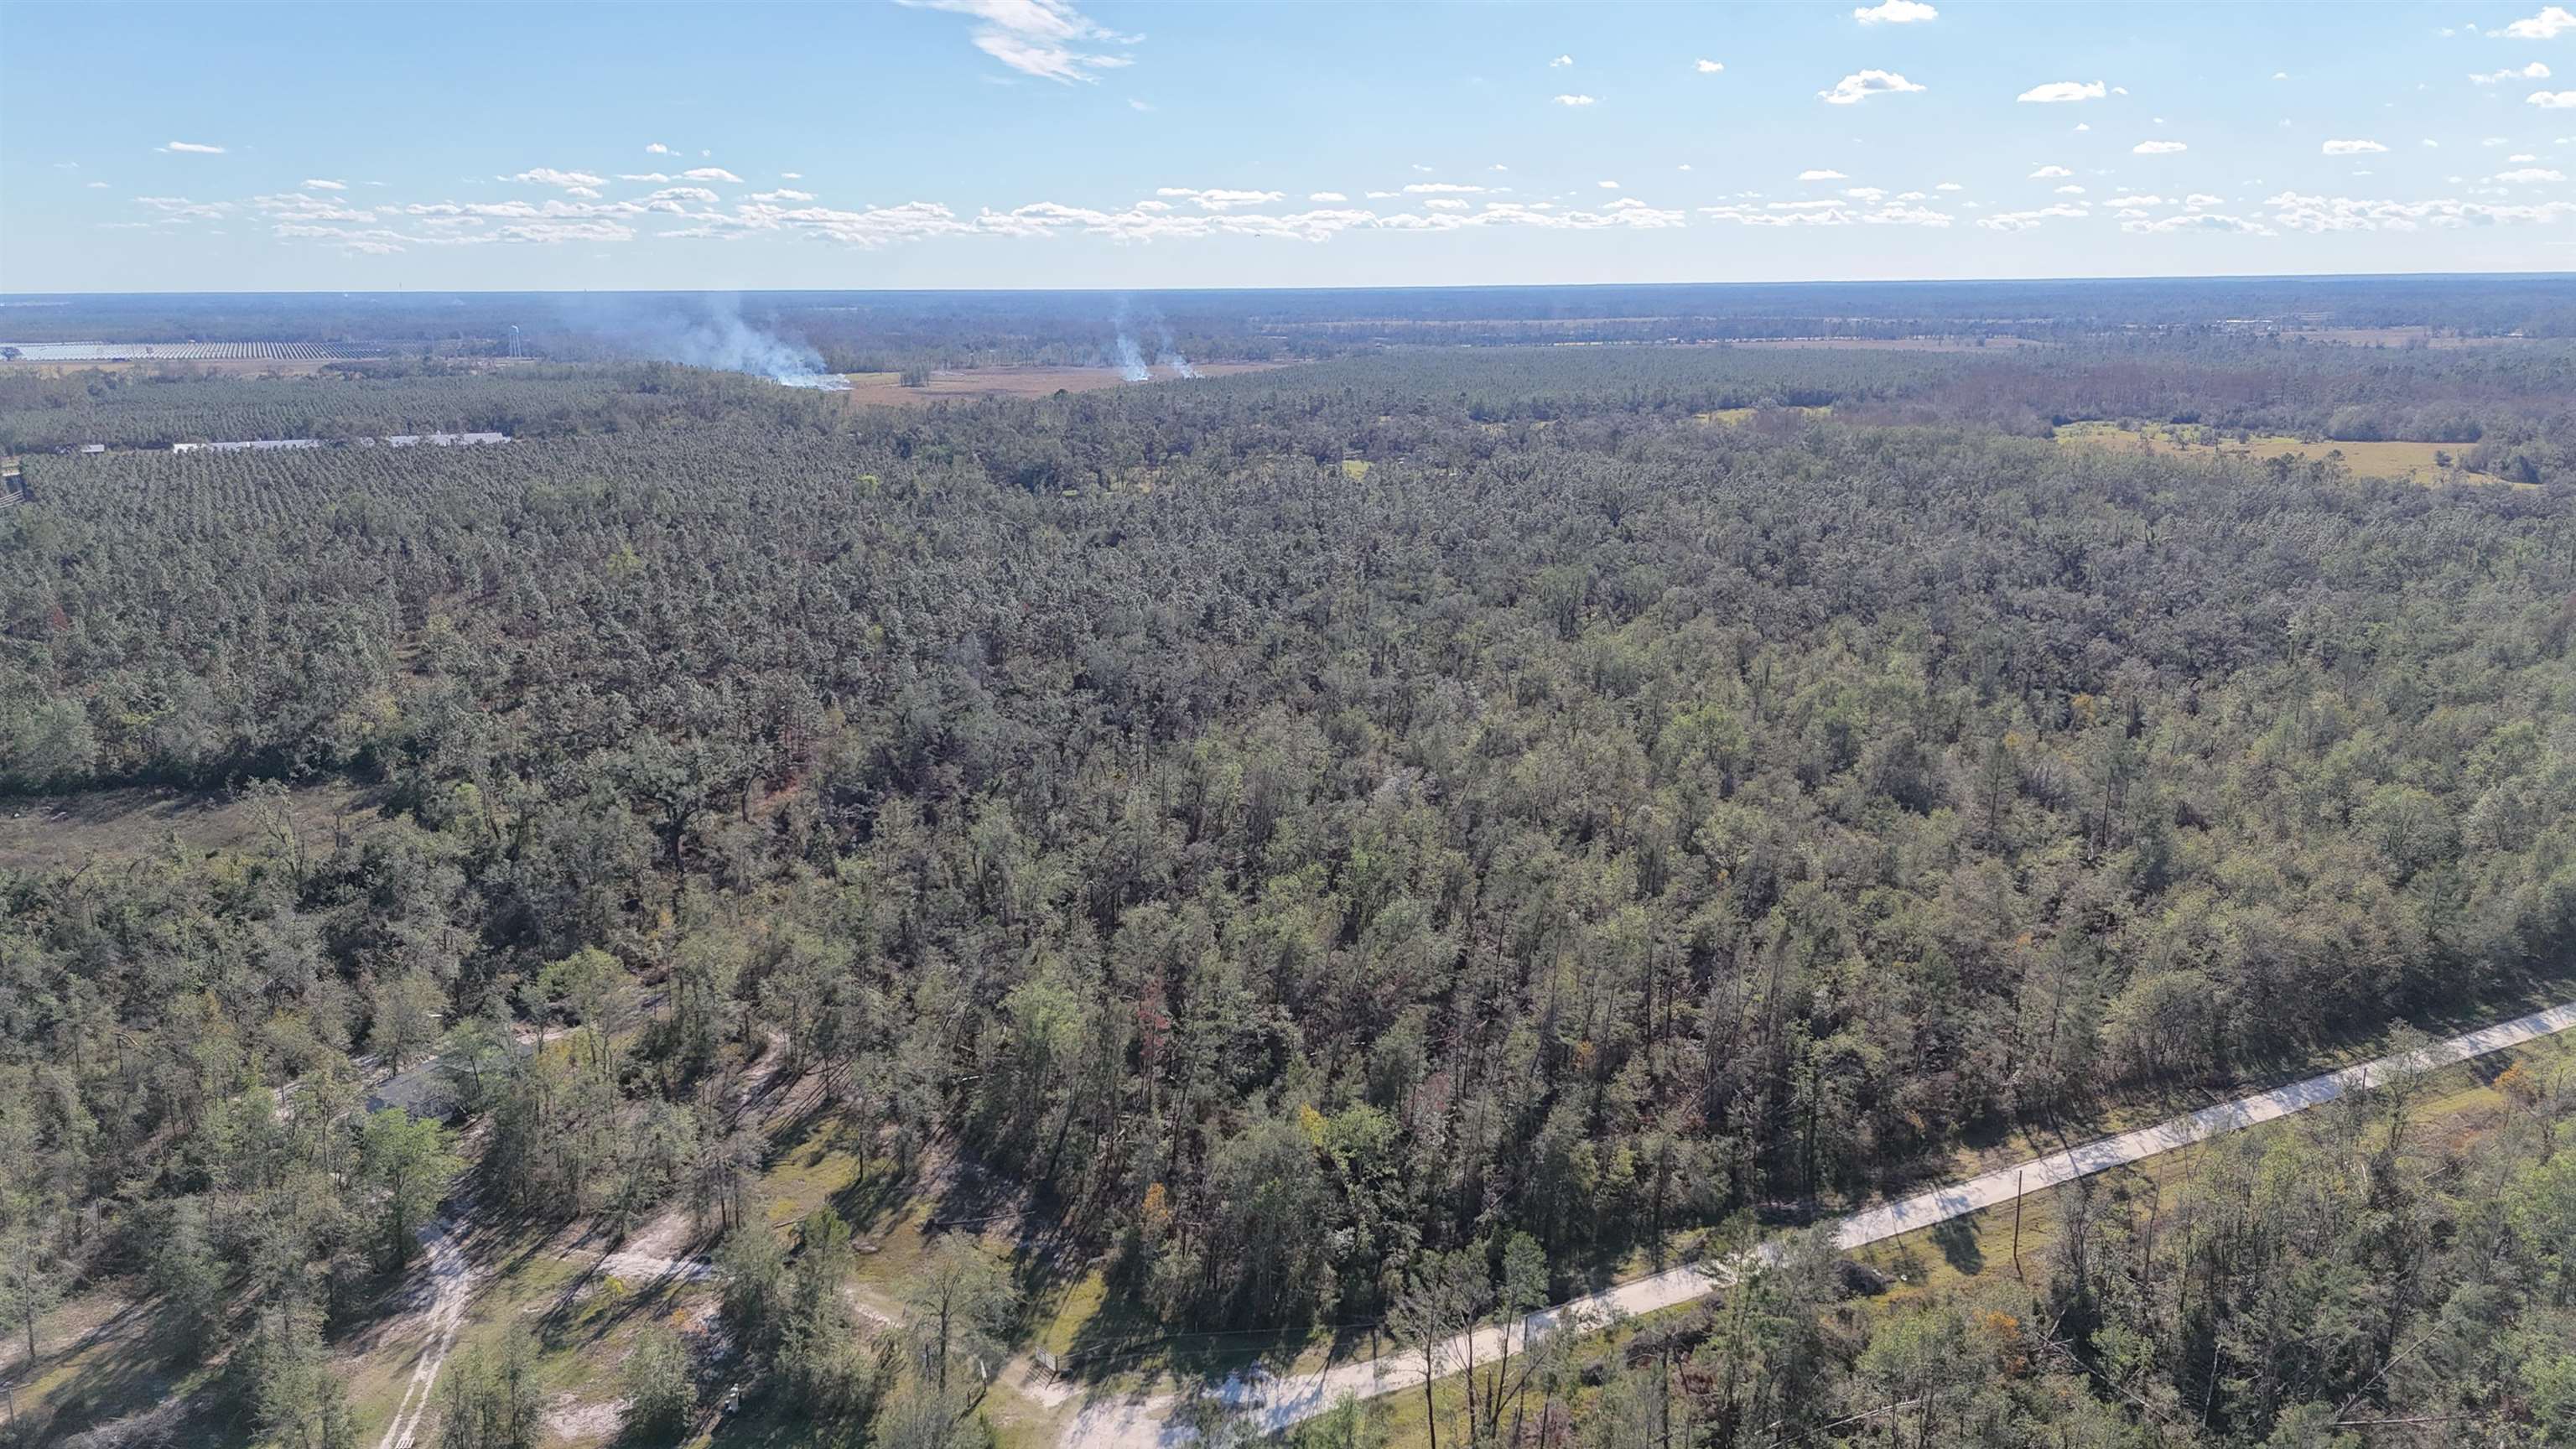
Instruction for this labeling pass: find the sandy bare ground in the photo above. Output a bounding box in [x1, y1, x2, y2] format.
[372, 1215, 476, 1449]
[1057, 997, 2576, 1447]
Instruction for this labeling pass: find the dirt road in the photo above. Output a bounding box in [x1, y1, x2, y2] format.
[371, 1214, 475, 1449]
[1059, 998, 2576, 1446]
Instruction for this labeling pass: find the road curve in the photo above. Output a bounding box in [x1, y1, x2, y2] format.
[1060, 998, 2576, 1447]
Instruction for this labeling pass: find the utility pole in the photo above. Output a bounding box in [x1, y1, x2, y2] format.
[2011, 1170, 2025, 1283]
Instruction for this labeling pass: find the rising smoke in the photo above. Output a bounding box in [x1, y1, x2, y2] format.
[562, 293, 849, 390]
[1152, 320, 1199, 379]
[667, 304, 850, 390]
[1109, 297, 1197, 382]
[1111, 331, 1150, 382]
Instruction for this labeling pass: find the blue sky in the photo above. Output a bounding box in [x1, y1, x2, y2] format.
[3, 0, 2573, 292]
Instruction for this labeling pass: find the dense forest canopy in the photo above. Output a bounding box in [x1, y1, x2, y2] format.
[3, 301, 2574, 1449]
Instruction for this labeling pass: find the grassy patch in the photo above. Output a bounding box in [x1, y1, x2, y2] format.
[2, 1280, 242, 1448]
[0, 780, 380, 873]
[2053, 419, 2507, 486]
[1697, 403, 1831, 426]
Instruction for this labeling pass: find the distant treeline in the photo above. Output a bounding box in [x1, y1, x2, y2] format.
[7, 273, 2573, 366]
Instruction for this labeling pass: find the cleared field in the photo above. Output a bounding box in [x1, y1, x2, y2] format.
[1698, 403, 1832, 425]
[0, 782, 377, 872]
[2054, 419, 2501, 486]
[836, 362, 1283, 408]
[1722, 335, 2045, 351]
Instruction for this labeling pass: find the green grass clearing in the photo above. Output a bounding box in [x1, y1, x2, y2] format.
[2053, 419, 2510, 486]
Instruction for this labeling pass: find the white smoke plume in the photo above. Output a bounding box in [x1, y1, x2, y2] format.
[1111, 331, 1150, 382]
[1109, 295, 1156, 381]
[667, 306, 850, 390]
[1153, 320, 1198, 378]
[562, 293, 851, 390]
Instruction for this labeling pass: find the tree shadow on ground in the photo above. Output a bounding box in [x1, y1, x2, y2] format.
[1929, 1215, 1986, 1277]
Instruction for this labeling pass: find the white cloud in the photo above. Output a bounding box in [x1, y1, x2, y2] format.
[302, 179, 346, 190]
[1698, 199, 1952, 226]
[2532, 90, 2576, 106]
[2490, 6, 2575, 39]
[1935, 180, 1964, 190]
[1696, 59, 1724, 73]
[86, 180, 109, 189]
[157, 141, 226, 154]
[2493, 166, 2567, 180]
[2320, 138, 2388, 154]
[1597, 179, 1622, 188]
[1798, 169, 1849, 179]
[645, 142, 671, 154]
[2075, 122, 2091, 132]
[896, 0, 1138, 83]
[2422, 138, 2442, 148]
[1844, 185, 1887, 200]
[1976, 203, 2090, 231]
[1424, 197, 1470, 210]
[2018, 80, 2106, 103]
[1820, 69, 1925, 104]
[2133, 139, 2189, 153]
[1309, 190, 1348, 201]
[1854, 0, 1938, 23]
[620, 173, 673, 183]
[1553, 93, 1598, 106]
[133, 195, 235, 219]
[1550, 54, 1573, 66]
[2265, 187, 2576, 230]
[494, 220, 636, 245]
[2473, 62, 2553, 84]
[1154, 186, 1287, 210]
[250, 191, 374, 222]
[2122, 211, 2274, 236]
[1128, 98, 1153, 112]
[681, 167, 744, 183]
[782, 172, 803, 179]
[512, 167, 609, 189]
[2054, 184, 2087, 194]
[749, 188, 816, 202]
[2029, 164, 2075, 178]
[1404, 182, 1487, 193]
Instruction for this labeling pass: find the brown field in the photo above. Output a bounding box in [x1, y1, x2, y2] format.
[837, 361, 1285, 408]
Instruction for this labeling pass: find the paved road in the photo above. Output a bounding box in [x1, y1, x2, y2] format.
[1060, 998, 2576, 1447]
